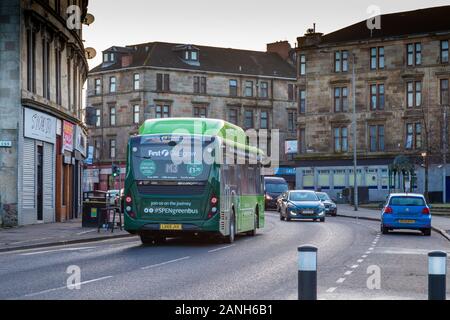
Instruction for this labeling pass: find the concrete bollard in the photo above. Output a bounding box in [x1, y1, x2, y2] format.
[298, 245, 318, 300]
[428, 251, 447, 300]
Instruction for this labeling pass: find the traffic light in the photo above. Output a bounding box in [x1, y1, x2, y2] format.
[112, 165, 120, 178]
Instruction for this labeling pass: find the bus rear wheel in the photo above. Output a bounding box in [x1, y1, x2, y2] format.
[247, 208, 258, 237]
[140, 234, 166, 245]
[224, 212, 236, 244]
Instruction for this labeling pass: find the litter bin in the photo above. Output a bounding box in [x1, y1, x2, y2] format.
[82, 191, 108, 228]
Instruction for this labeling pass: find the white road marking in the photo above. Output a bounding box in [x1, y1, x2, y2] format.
[369, 247, 374, 251]
[20, 247, 96, 256]
[208, 245, 236, 253]
[141, 256, 191, 270]
[76, 230, 97, 236]
[336, 278, 346, 284]
[357, 259, 364, 263]
[344, 271, 353, 276]
[362, 255, 368, 258]
[351, 265, 359, 269]
[365, 251, 371, 255]
[326, 287, 337, 293]
[23, 276, 113, 298]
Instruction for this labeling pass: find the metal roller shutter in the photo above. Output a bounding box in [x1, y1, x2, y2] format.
[22, 138, 35, 209]
[43, 142, 55, 222]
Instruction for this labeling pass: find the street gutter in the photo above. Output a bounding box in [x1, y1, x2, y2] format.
[0, 234, 137, 254]
[337, 214, 450, 242]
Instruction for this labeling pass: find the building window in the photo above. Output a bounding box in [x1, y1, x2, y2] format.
[333, 127, 348, 153]
[95, 109, 101, 127]
[42, 39, 51, 99]
[441, 40, 449, 64]
[407, 81, 422, 108]
[299, 54, 306, 75]
[156, 105, 170, 118]
[228, 108, 238, 125]
[95, 139, 101, 160]
[95, 78, 102, 95]
[194, 76, 207, 94]
[407, 43, 422, 66]
[229, 79, 238, 97]
[260, 111, 269, 129]
[299, 89, 306, 114]
[260, 82, 269, 98]
[335, 50, 348, 72]
[109, 76, 116, 93]
[133, 105, 140, 124]
[369, 125, 385, 152]
[109, 106, 116, 126]
[288, 84, 296, 101]
[110, 139, 116, 159]
[370, 47, 385, 70]
[370, 84, 385, 110]
[406, 123, 422, 150]
[133, 74, 140, 91]
[193, 106, 207, 118]
[334, 87, 348, 112]
[184, 50, 198, 61]
[26, 29, 36, 93]
[244, 110, 254, 129]
[299, 128, 306, 154]
[288, 112, 296, 132]
[55, 47, 62, 105]
[244, 81, 254, 97]
[157, 73, 170, 92]
[441, 79, 449, 105]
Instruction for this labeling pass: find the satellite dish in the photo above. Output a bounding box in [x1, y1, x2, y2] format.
[85, 47, 97, 60]
[83, 13, 95, 26]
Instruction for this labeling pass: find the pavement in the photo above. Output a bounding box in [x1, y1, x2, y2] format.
[0, 211, 449, 300]
[0, 219, 133, 253]
[337, 204, 450, 241]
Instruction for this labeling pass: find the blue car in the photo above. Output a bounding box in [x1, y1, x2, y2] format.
[381, 193, 432, 236]
[279, 190, 326, 222]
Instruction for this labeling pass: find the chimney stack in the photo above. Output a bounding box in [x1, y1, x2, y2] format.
[267, 41, 292, 61]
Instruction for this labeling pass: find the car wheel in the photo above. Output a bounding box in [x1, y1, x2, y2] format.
[423, 228, 432, 236]
[320, 218, 325, 223]
[382, 225, 389, 235]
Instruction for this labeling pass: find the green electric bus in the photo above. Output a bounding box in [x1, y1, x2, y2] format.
[123, 118, 266, 244]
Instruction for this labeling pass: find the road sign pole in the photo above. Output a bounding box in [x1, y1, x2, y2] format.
[298, 245, 318, 300]
[428, 251, 447, 300]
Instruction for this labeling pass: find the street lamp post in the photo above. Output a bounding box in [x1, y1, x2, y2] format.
[443, 106, 448, 204]
[422, 152, 429, 202]
[352, 53, 359, 211]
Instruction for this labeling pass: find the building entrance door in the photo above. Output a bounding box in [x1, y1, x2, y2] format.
[446, 176, 450, 203]
[36, 145, 44, 221]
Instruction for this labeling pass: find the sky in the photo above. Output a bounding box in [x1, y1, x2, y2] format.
[83, 0, 450, 70]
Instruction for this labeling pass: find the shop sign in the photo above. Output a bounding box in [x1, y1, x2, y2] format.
[75, 126, 87, 156]
[24, 108, 56, 144]
[0, 141, 12, 148]
[63, 121, 75, 152]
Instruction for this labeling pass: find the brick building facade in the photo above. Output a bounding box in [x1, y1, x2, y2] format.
[294, 6, 450, 202]
[85, 41, 298, 191]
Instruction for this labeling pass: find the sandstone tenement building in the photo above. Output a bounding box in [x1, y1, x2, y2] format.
[294, 6, 450, 202]
[85, 41, 298, 190]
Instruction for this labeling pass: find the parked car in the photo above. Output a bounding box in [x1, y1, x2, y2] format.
[264, 177, 289, 210]
[279, 190, 326, 222]
[381, 193, 432, 236]
[316, 192, 337, 216]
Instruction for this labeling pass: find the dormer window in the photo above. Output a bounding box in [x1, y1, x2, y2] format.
[103, 52, 116, 63]
[110, 53, 115, 62]
[103, 53, 109, 62]
[184, 50, 198, 61]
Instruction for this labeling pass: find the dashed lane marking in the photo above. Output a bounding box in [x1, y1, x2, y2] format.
[208, 245, 236, 253]
[326, 287, 337, 293]
[357, 259, 364, 263]
[344, 271, 353, 276]
[141, 256, 191, 270]
[351, 265, 359, 269]
[336, 278, 346, 284]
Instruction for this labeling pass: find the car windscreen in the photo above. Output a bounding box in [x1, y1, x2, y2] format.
[289, 192, 319, 202]
[130, 136, 214, 181]
[265, 183, 288, 194]
[389, 197, 426, 207]
[317, 193, 331, 201]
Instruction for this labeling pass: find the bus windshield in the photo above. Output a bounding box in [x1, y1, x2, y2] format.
[130, 135, 214, 182]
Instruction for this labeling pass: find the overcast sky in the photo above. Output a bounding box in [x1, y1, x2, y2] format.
[83, 0, 450, 70]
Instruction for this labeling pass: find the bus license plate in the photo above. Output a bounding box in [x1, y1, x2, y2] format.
[160, 224, 183, 231]
[399, 220, 416, 224]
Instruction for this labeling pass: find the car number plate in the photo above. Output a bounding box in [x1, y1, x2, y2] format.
[160, 224, 183, 231]
[398, 220, 416, 224]
[302, 210, 315, 215]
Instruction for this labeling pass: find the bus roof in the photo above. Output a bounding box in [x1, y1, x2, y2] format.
[139, 118, 245, 138]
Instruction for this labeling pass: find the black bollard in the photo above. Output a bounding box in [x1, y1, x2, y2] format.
[298, 245, 318, 300]
[428, 251, 447, 300]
